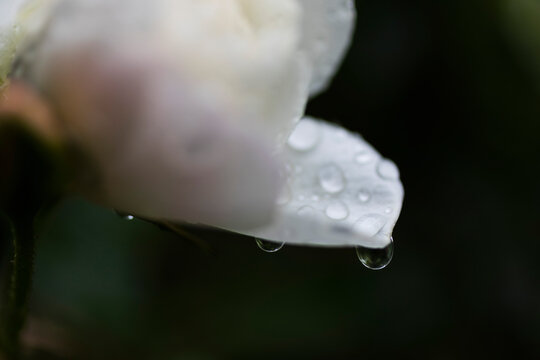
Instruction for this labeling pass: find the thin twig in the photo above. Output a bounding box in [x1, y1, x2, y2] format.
[0, 217, 35, 360]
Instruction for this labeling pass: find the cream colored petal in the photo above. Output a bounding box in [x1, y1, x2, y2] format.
[297, 0, 356, 96]
[46, 47, 282, 230]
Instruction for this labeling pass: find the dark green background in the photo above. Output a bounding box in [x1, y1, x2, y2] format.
[4, 0, 540, 358]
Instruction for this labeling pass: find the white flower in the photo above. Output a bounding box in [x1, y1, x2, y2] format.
[1, 0, 403, 249]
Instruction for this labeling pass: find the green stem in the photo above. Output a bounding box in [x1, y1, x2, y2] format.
[1, 217, 35, 360]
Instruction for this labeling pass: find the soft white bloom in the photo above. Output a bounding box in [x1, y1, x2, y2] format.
[0, 0, 403, 248]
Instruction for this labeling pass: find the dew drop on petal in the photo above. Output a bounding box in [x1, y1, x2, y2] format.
[355, 151, 373, 165]
[325, 201, 349, 220]
[318, 164, 346, 194]
[116, 211, 134, 221]
[297, 205, 317, 217]
[255, 238, 284, 253]
[356, 237, 394, 270]
[357, 189, 371, 203]
[287, 120, 320, 152]
[377, 159, 400, 180]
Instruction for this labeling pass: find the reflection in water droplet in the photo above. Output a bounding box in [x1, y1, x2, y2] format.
[356, 238, 394, 270]
[354, 214, 386, 237]
[116, 211, 134, 221]
[318, 164, 345, 194]
[355, 151, 372, 165]
[326, 201, 349, 220]
[357, 189, 371, 203]
[384, 207, 393, 214]
[377, 159, 400, 180]
[255, 238, 284, 253]
[287, 120, 320, 152]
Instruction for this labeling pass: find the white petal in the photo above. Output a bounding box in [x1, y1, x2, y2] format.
[45, 47, 282, 230]
[297, 0, 356, 96]
[0, 1, 22, 27]
[13, 0, 310, 142]
[225, 117, 404, 248]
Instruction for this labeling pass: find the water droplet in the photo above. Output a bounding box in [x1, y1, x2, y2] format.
[354, 214, 386, 237]
[325, 201, 349, 220]
[255, 238, 284, 253]
[355, 151, 372, 165]
[356, 238, 394, 270]
[116, 211, 134, 221]
[357, 189, 371, 203]
[318, 164, 346, 194]
[287, 120, 320, 152]
[377, 159, 400, 180]
[297, 205, 317, 217]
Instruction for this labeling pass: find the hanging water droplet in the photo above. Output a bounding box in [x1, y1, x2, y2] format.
[318, 164, 346, 194]
[357, 189, 371, 203]
[355, 151, 372, 165]
[325, 201, 349, 220]
[287, 120, 320, 152]
[356, 238, 394, 270]
[255, 238, 284, 253]
[377, 159, 400, 180]
[116, 211, 134, 221]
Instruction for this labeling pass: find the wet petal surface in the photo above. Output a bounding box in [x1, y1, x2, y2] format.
[225, 117, 404, 249]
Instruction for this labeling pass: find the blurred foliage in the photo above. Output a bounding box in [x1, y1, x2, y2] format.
[0, 121, 64, 219]
[503, 0, 540, 86]
[1, 0, 540, 358]
[0, 113, 66, 359]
